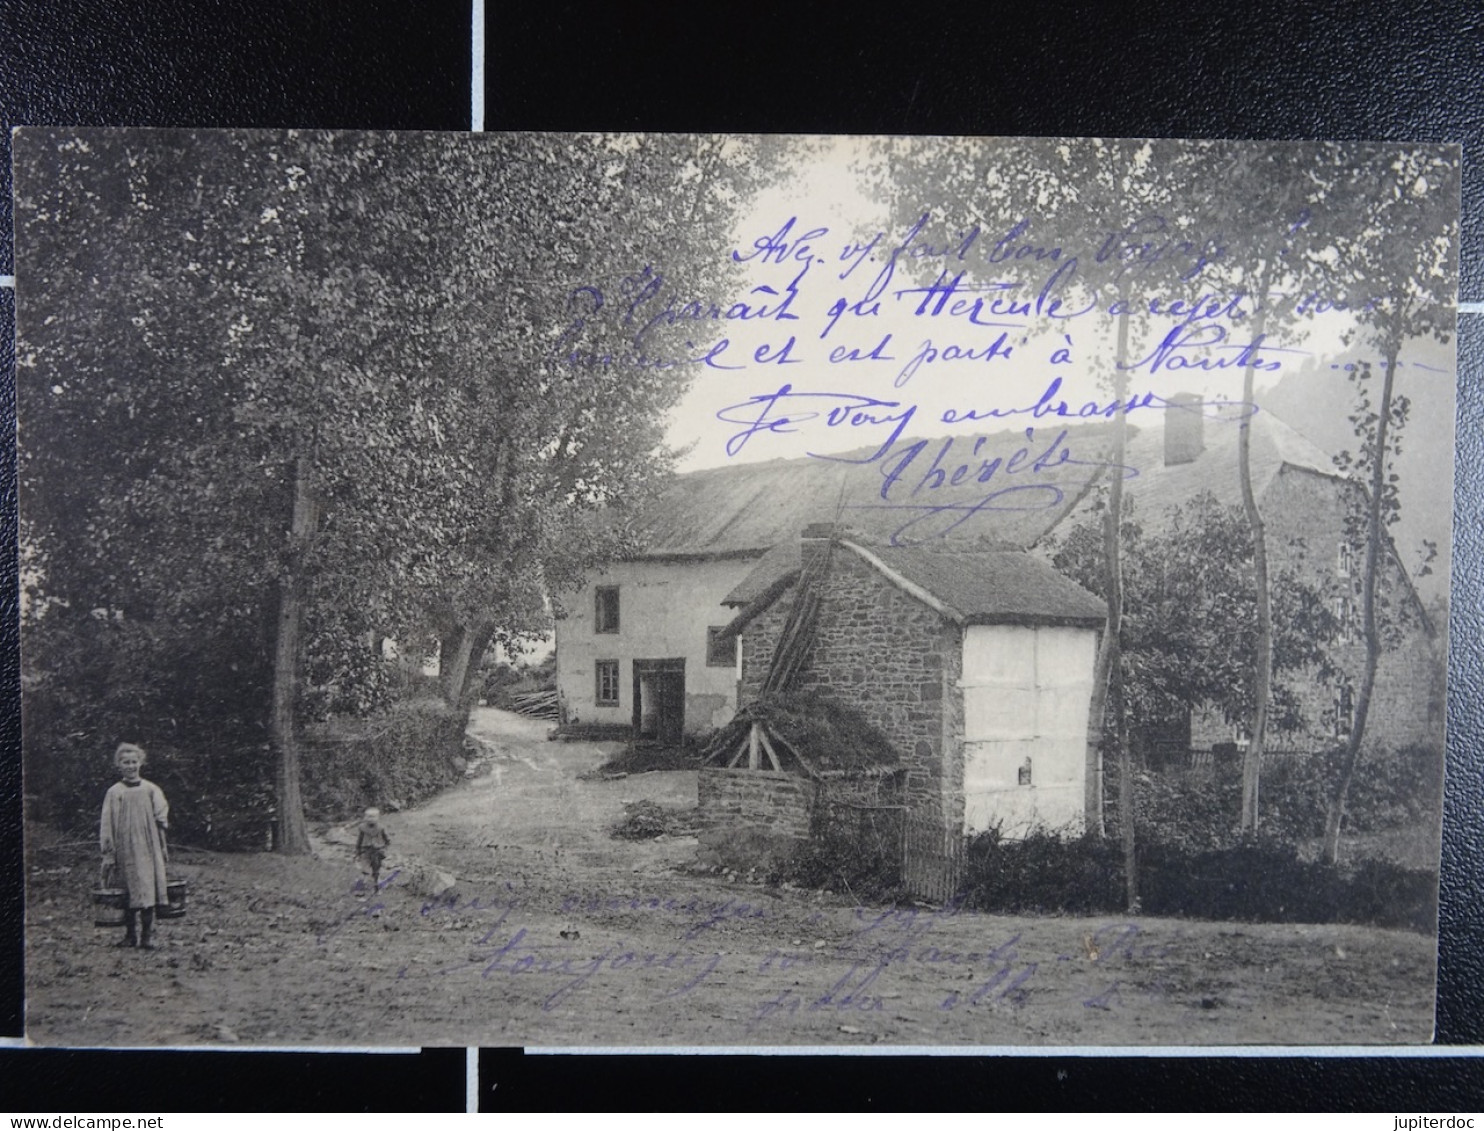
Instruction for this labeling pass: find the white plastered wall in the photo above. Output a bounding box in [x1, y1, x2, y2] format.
[553, 557, 758, 733]
[961, 623, 1098, 837]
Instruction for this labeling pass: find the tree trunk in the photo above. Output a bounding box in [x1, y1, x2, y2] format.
[1322, 350, 1398, 865]
[272, 456, 316, 855]
[438, 626, 472, 705]
[1108, 301, 1137, 911]
[1084, 619, 1112, 836]
[1111, 628, 1138, 912]
[440, 619, 497, 726]
[1238, 308, 1273, 834]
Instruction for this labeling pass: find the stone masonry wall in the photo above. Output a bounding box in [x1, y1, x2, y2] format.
[737, 544, 959, 819]
[696, 767, 816, 869]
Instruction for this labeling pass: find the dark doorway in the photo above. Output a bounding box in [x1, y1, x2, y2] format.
[633, 658, 686, 745]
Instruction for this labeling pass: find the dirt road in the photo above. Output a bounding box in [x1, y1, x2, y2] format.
[24, 709, 1437, 1047]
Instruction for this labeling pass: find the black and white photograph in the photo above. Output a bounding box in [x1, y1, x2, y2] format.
[14, 129, 1459, 1048]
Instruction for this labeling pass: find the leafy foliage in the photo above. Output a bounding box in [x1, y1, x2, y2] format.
[298, 698, 467, 821]
[958, 827, 1436, 933]
[1051, 492, 1338, 739]
[16, 130, 787, 834]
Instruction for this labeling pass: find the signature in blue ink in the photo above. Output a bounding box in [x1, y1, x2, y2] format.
[856, 427, 1137, 545]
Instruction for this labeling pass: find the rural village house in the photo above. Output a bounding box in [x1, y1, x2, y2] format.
[552, 401, 1439, 878]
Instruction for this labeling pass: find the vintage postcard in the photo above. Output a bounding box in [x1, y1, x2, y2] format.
[15, 130, 1458, 1047]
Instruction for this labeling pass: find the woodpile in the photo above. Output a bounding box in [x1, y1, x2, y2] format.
[510, 688, 559, 720]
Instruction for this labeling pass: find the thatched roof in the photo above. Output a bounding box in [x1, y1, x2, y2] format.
[705, 691, 905, 776]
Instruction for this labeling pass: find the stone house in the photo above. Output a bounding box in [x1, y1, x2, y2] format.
[554, 402, 1439, 765]
[716, 530, 1106, 842]
[1072, 403, 1440, 759]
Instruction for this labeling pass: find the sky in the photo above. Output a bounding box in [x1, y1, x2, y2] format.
[655, 135, 1457, 598]
[659, 136, 1396, 475]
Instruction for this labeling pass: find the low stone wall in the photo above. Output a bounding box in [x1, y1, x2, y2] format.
[697, 767, 816, 870]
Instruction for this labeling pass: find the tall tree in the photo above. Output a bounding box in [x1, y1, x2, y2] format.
[1196, 145, 1335, 833]
[1319, 147, 1458, 864]
[16, 130, 787, 850]
[865, 137, 1222, 907]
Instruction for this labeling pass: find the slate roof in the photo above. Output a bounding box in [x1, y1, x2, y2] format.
[860, 544, 1108, 627]
[635, 409, 1341, 560]
[721, 539, 1105, 630]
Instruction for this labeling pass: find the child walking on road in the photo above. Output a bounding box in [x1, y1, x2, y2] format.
[355, 807, 392, 893]
[99, 743, 170, 949]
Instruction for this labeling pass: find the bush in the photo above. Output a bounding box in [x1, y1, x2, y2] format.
[955, 827, 1436, 933]
[610, 800, 698, 840]
[299, 697, 466, 820]
[768, 801, 904, 902]
[961, 827, 1125, 914]
[1123, 741, 1445, 850]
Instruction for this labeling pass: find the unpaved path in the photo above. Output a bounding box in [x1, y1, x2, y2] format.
[24, 709, 1437, 1047]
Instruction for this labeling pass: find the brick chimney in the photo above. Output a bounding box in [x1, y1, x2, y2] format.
[1164, 393, 1205, 466]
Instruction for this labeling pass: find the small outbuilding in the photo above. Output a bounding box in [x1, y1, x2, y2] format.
[704, 525, 1106, 896]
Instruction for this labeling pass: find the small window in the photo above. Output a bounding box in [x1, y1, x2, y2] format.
[1334, 596, 1356, 644]
[1334, 682, 1354, 739]
[1337, 541, 1356, 579]
[595, 660, 620, 706]
[594, 586, 620, 634]
[706, 626, 733, 667]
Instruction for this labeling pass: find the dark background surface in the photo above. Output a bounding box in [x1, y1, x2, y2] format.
[1, 0, 1481, 1112]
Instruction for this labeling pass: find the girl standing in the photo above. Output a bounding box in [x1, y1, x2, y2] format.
[99, 742, 170, 949]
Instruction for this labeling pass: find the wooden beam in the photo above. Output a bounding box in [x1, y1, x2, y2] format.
[748, 723, 760, 769]
[758, 726, 783, 772]
[727, 737, 748, 768]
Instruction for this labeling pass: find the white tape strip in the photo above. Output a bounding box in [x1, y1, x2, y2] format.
[471, 0, 485, 132]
